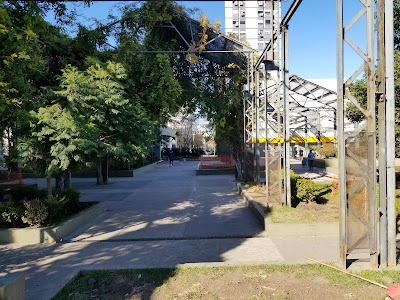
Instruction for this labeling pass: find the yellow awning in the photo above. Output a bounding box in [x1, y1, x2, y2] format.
[251, 137, 335, 144]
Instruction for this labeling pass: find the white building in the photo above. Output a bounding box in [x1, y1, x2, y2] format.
[225, 0, 279, 53]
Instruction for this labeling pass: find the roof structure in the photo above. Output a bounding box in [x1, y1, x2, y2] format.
[162, 13, 255, 67]
[267, 75, 337, 128]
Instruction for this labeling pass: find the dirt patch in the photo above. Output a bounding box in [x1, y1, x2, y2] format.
[54, 266, 390, 300]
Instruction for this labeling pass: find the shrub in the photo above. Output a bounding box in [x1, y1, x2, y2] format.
[0, 203, 24, 226]
[317, 143, 337, 158]
[50, 188, 81, 218]
[22, 199, 49, 226]
[296, 178, 320, 203]
[285, 169, 302, 206]
[44, 196, 63, 221]
[3, 184, 47, 203]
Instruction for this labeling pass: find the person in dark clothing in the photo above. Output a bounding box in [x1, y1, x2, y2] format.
[168, 151, 175, 166]
[307, 150, 315, 170]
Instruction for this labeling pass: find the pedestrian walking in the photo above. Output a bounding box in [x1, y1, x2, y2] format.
[302, 157, 307, 168]
[168, 151, 175, 166]
[307, 150, 315, 170]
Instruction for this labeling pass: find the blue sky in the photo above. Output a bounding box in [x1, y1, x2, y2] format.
[48, 1, 368, 79]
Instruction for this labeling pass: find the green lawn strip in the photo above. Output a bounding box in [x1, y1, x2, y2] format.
[269, 204, 339, 223]
[53, 264, 395, 299]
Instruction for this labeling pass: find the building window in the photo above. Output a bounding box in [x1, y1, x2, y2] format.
[240, 32, 246, 39]
[265, 19, 271, 25]
[241, 11, 246, 17]
[233, 20, 239, 27]
[258, 11, 264, 17]
[233, 0, 238, 6]
[240, 20, 245, 25]
[239, 1, 244, 6]
[258, 0, 264, 6]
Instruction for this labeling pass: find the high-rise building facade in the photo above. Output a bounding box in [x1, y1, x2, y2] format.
[225, 0, 278, 53]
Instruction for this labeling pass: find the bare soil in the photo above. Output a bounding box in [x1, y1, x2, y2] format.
[55, 266, 390, 300]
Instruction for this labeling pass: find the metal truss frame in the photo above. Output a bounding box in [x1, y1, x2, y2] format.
[337, 0, 395, 268]
[267, 75, 339, 142]
[249, 0, 395, 269]
[337, 0, 377, 268]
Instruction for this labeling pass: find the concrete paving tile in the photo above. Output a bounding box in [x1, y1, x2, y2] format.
[5, 161, 341, 300]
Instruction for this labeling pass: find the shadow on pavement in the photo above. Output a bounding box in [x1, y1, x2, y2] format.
[1, 161, 284, 299]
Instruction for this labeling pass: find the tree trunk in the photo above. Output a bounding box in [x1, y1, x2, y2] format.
[64, 170, 71, 188]
[102, 156, 108, 184]
[55, 175, 63, 191]
[97, 162, 103, 185]
[46, 176, 52, 197]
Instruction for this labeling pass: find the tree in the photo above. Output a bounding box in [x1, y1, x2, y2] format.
[21, 61, 155, 191]
[7, 0, 249, 185]
[345, 79, 367, 124]
[56, 61, 155, 184]
[0, 1, 91, 169]
[19, 103, 91, 195]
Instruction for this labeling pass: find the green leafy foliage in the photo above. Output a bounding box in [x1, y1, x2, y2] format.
[0, 184, 47, 203]
[0, 185, 84, 227]
[42, 187, 80, 221]
[21, 61, 155, 183]
[22, 199, 49, 226]
[285, 171, 332, 206]
[345, 79, 367, 124]
[288, 169, 302, 200]
[296, 178, 320, 203]
[0, 203, 24, 226]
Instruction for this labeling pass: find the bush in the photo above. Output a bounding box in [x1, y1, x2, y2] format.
[296, 179, 332, 204]
[1, 187, 81, 227]
[0, 184, 47, 203]
[0, 203, 24, 226]
[284, 169, 302, 206]
[51, 188, 81, 217]
[317, 143, 337, 158]
[22, 199, 49, 226]
[296, 178, 320, 203]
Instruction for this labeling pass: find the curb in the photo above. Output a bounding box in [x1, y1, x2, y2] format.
[196, 168, 235, 175]
[237, 183, 338, 237]
[0, 202, 105, 244]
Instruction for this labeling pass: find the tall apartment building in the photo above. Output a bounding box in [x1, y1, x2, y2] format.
[225, 0, 279, 53]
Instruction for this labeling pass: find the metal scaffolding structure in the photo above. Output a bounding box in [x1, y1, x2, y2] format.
[336, 0, 395, 269]
[246, 0, 395, 269]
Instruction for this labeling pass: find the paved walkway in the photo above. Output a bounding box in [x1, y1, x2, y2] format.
[290, 158, 337, 181]
[0, 160, 339, 300]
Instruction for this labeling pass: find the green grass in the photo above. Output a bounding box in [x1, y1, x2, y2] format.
[360, 269, 400, 287]
[53, 268, 177, 300]
[53, 264, 395, 300]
